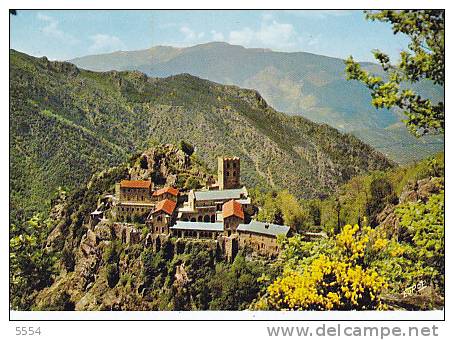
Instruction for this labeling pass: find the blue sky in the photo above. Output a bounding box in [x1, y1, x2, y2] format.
[10, 10, 410, 62]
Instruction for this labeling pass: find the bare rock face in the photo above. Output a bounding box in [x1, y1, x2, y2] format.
[174, 263, 190, 286]
[45, 191, 69, 249]
[377, 176, 443, 238]
[166, 174, 178, 187]
[399, 181, 418, 204]
[382, 285, 444, 311]
[416, 178, 442, 200]
[129, 144, 190, 183]
[127, 144, 215, 188]
[94, 223, 113, 242]
[400, 177, 442, 204]
[375, 204, 401, 239]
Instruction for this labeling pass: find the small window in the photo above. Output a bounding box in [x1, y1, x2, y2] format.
[233, 171, 236, 176]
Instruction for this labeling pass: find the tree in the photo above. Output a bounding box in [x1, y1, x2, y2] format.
[395, 191, 444, 290]
[366, 176, 397, 227]
[106, 264, 119, 288]
[257, 190, 306, 230]
[61, 247, 75, 272]
[10, 214, 57, 310]
[179, 140, 194, 156]
[184, 176, 202, 190]
[345, 10, 444, 137]
[139, 155, 148, 169]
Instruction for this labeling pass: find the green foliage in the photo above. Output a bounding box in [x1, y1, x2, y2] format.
[345, 10, 444, 137]
[33, 291, 75, 311]
[10, 214, 57, 310]
[261, 150, 445, 310]
[255, 190, 307, 231]
[316, 153, 443, 233]
[208, 253, 274, 310]
[366, 176, 397, 226]
[307, 201, 321, 226]
[137, 239, 276, 311]
[395, 192, 444, 290]
[184, 176, 202, 190]
[141, 248, 167, 288]
[103, 241, 121, 264]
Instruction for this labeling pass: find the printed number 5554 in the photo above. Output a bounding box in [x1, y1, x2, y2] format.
[15, 327, 41, 336]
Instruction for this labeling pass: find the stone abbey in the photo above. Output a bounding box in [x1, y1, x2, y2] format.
[90, 156, 290, 259]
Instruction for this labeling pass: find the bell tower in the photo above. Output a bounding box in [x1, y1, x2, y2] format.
[217, 157, 240, 190]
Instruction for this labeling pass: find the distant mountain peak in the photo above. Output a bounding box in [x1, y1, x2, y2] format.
[66, 43, 443, 164]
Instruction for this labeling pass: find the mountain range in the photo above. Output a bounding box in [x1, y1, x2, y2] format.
[10, 49, 393, 221]
[70, 42, 444, 164]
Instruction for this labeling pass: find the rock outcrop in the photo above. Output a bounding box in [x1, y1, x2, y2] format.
[376, 176, 443, 240]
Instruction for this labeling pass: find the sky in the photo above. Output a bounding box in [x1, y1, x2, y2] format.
[10, 10, 410, 62]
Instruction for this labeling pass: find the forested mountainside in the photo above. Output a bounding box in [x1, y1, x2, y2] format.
[70, 42, 444, 163]
[10, 144, 443, 311]
[10, 49, 393, 224]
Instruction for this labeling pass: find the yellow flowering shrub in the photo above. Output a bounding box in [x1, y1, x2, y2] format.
[335, 224, 373, 262]
[372, 238, 389, 252]
[266, 254, 386, 310]
[264, 225, 387, 310]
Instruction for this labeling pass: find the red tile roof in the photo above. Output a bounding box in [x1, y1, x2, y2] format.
[154, 199, 177, 215]
[120, 180, 151, 189]
[222, 199, 244, 220]
[152, 186, 179, 197]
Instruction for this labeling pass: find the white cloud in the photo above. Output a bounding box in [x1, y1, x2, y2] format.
[180, 26, 196, 41]
[167, 15, 315, 52]
[228, 16, 299, 51]
[211, 30, 225, 41]
[37, 12, 78, 44]
[179, 26, 205, 42]
[88, 34, 126, 54]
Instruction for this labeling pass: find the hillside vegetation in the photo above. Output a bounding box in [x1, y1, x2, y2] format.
[70, 42, 444, 162]
[10, 49, 393, 224]
[10, 145, 443, 311]
[251, 152, 444, 310]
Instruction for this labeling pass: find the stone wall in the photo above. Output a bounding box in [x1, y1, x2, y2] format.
[114, 203, 154, 221]
[238, 231, 280, 257]
[224, 215, 243, 234]
[119, 187, 153, 203]
[217, 157, 240, 190]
